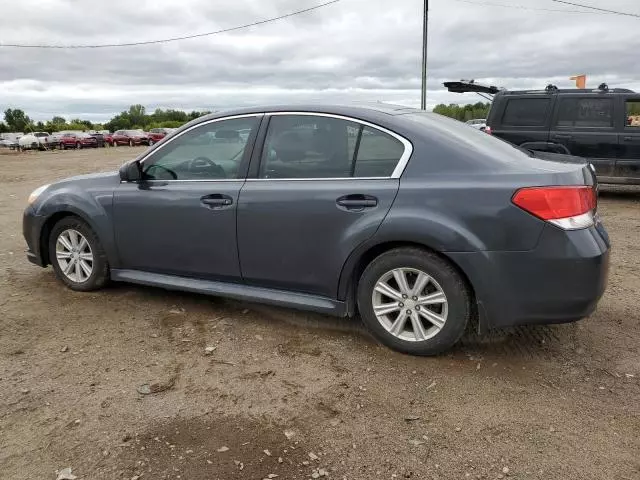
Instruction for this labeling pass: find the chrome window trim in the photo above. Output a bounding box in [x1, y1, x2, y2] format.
[264, 111, 413, 180]
[245, 177, 396, 182]
[130, 110, 413, 183]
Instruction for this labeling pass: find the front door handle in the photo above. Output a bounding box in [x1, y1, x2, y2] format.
[622, 136, 633, 142]
[201, 194, 233, 208]
[336, 194, 378, 210]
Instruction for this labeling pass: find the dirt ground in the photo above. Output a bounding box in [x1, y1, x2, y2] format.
[1, 147, 639, 480]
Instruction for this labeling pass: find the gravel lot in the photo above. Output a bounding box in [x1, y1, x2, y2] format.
[1, 147, 639, 480]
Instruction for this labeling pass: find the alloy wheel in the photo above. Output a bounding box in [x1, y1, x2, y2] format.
[55, 229, 94, 283]
[371, 267, 448, 342]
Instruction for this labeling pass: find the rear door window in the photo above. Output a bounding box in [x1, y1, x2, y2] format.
[259, 115, 407, 179]
[555, 97, 614, 128]
[501, 98, 550, 126]
[354, 127, 406, 177]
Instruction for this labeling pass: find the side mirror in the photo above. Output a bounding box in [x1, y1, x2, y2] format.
[119, 161, 142, 182]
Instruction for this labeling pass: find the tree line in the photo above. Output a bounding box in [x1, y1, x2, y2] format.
[432, 102, 491, 122]
[0, 104, 212, 134]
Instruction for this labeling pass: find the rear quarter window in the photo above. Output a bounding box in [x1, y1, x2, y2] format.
[501, 98, 550, 126]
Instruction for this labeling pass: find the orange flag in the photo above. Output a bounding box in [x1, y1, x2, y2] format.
[570, 75, 586, 89]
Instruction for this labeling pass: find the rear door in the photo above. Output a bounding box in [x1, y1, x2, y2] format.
[617, 95, 640, 181]
[549, 95, 617, 177]
[237, 113, 409, 299]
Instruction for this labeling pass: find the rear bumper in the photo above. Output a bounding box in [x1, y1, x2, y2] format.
[23, 206, 47, 267]
[449, 222, 610, 329]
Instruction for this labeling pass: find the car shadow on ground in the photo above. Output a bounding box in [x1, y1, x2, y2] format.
[104, 281, 576, 361]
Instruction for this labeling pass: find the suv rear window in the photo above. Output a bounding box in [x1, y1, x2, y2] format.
[556, 97, 613, 128]
[502, 98, 550, 126]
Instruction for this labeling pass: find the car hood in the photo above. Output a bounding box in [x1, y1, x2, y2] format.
[54, 171, 120, 188]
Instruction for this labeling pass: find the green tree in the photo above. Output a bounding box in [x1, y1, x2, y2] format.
[35, 121, 46, 131]
[0, 122, 8, 134]
[128, 104, 146, 127]
[46, 116, 68, 132]
[433, 102, 491, 122]
[4, 108, 32, 131]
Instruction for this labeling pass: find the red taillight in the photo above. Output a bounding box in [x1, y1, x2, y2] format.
[512, 186, 596, 230]
[484, 126, 492, 135]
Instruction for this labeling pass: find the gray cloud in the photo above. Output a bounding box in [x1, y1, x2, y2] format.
[1, 0, 639, 121]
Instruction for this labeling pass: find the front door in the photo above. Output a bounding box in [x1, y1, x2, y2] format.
[617, 96, 640, 181]
[549, 95, 617, 177]
[113, 114, 262, 281]
[237, 113, 408, 298]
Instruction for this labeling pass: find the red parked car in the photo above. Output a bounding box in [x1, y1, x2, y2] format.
[147, 128, 173, 145]
[111, 130, 150, 147]
[59, 133, 98, 149]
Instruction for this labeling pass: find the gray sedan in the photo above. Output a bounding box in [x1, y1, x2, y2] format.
[22, 104, 610, 355]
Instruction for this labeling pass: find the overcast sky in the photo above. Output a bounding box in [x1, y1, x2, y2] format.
[1, 0, 639, 122]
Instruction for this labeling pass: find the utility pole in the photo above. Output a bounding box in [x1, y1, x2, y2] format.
[421, 0, 429, 110]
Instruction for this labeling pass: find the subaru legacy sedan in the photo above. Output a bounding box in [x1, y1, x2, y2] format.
[23, 104, 610, 355]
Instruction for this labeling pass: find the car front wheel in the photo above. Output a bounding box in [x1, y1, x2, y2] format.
[49, 217, 110, 291]
[357, 247, 471, 356]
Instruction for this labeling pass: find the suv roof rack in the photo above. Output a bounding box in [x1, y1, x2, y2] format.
[445, 79, 635, 96]
[505, 86, 635, 95]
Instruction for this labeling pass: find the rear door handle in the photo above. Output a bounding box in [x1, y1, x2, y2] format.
[200, 194, 233, 208]
[336, 195, 378, 210]
[622, 136, 633, 142]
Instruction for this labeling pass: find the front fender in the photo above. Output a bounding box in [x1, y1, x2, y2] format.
[34, 186, 117, 266]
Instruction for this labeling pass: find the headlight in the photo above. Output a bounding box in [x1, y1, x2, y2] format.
[28, 184, 50, 204]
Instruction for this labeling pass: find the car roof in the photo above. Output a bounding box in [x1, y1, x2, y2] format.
[197, 103, 422, 122]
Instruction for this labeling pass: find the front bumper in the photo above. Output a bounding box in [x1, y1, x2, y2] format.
[23, 206, 47, 267]
[449, 221, 611, 329]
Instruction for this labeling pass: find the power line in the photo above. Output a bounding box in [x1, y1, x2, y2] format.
[0, 0, 341, 49]
[551, 0, 640, 17]
[449, 0, 611, 14]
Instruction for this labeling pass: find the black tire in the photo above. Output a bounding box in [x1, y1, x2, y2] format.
[76, 142, 81, 149]
[48, 217, 110, 292]
[357, 247, 471, 356]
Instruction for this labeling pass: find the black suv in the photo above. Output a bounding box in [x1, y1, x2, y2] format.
[445, 81, 640, 185]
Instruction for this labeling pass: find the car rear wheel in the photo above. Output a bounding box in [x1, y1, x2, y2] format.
[49, 217, 109, 291]
[357, 247, 471, 356]
[76, 142, 81, 149]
